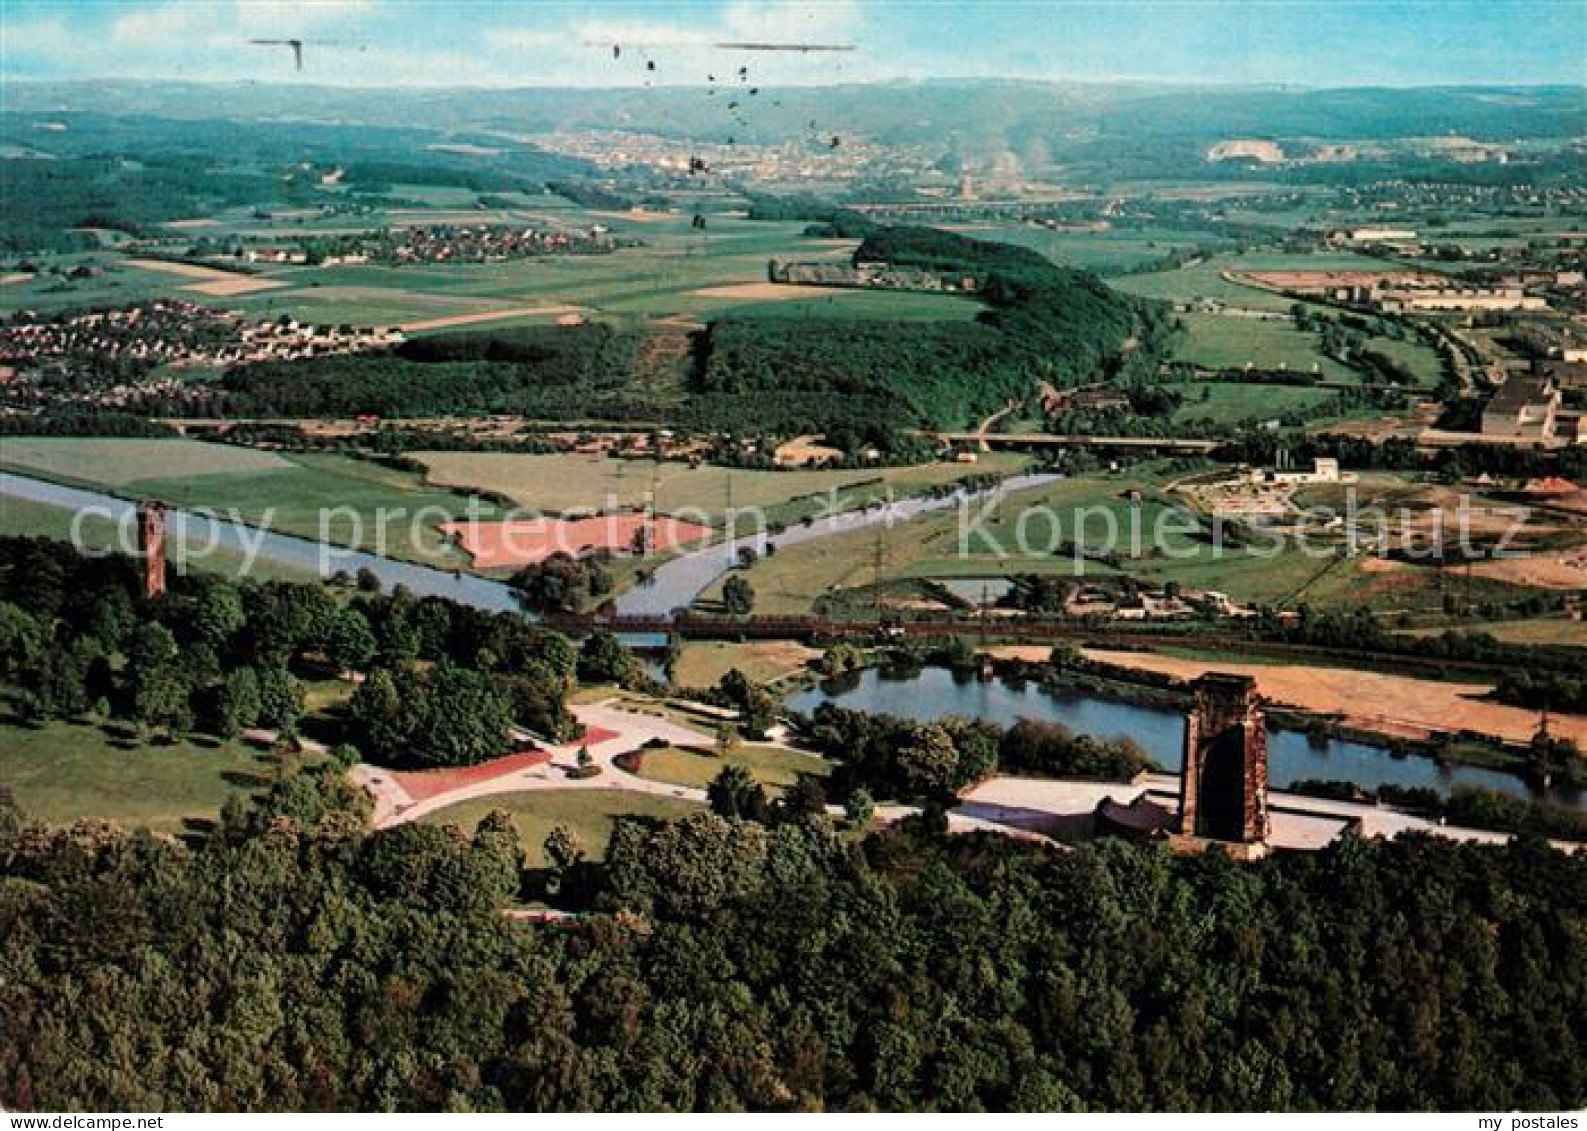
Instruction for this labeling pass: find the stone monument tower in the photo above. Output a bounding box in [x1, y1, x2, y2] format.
[138, 500, 167, 600]
[1178, 673, 1269, 845]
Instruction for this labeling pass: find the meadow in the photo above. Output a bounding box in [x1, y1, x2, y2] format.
[671, 640, 821, 688]
[1171, 312, 1357, 379]
[419, 789, 703, 867]
[697, 468, 1484, 617]
[946, 222, 1227, 274]
[1168, 381, 1339, 427]
[414, 450, 1031, 527]
[628, 743, 832, 794]
[4, 211, 981, 330]
[1114, 250, 1403, 312]
[1, 717, 320, 834]
[1, 439, 499, 569]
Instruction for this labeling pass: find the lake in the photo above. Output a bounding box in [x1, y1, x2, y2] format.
[786, 665, 1581, 807]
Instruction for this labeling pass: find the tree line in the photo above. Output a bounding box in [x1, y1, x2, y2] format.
[0, 763, 1582, 1111]
[0, 536, 579, 767]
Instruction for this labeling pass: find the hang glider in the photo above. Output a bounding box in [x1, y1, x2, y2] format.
[249, 38, 305, 70]
[714, 43, 856, 52]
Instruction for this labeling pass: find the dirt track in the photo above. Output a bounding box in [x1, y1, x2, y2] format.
[397, 305, 587, 332]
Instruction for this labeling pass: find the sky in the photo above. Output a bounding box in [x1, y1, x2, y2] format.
[2, 0, 1584, 89]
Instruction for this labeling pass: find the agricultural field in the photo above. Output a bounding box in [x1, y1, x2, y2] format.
[948, 222, 1228, 274]
[628, 743, 832, 794]
[702, 468, 1540, 618]
[5, 209, 979, 330]
[1114, 250, 1409, 312]
[208, 217, 975, 328]
[1169, 381, 1340, 426]
[0, 717, 320, 834]
[0, 437, 293, 486]
[419, 789, 703, 867]
[0, 439, 501, 569]
[1170, 312, 1357, 379]
[414, 450, 1030, 527]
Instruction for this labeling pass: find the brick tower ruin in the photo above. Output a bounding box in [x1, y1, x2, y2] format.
[138, 500, 168, 600]
[1177, 673, 1269, 847]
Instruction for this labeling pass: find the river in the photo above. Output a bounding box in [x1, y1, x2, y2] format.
[0, 470, 526, 612]
[786, 665, 1582, 807]
[2, 468, 1057, 621]
[613, 472, 1060, 616]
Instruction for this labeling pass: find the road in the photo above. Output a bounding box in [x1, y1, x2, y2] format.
[924, 431, 1220, 454]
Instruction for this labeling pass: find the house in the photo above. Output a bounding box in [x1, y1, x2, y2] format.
[1481, 375, 1561, 441]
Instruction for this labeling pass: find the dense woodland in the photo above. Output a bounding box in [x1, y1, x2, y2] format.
[0, 765, 1583, 1111]
[0, 155, 277, 253]
[0, 537, 578, 766]
[219, 324, 649, 420]
[215, 223, 1152, 440]
[801, 700, 1149, 804]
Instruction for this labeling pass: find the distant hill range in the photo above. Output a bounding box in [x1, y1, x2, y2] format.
[8, 79, 1582, 156]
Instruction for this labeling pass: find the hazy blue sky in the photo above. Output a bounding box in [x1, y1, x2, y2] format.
[3, 1, 1584, 88]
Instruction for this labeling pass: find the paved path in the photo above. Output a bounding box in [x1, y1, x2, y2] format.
[352, 701, 717, 828]
[349, 707, 1578, 852]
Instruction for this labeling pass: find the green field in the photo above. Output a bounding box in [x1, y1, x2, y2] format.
[214, 217, 957, 328]
[672, 640, 821, 688]
[699, 469, 1472, 617]
[415, 450, 1030, 526]
[1, 439, 501, 570]
[1172, 312, 1357, 380]
[0, 437, 293, 485]
[0, 495, 322, 583]
[1169, 381, 1339, 426]
[629, 743, 831, 793]
[5, 211, 952, 329]
[1, 718, 320, 834]
[949, 222, 1228, 274]
[420, 789, 703, 867]
[1364, 331, 1446, 386]
[1115, 250, 1407, 312]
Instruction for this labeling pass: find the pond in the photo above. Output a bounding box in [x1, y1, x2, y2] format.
[786, 665, 1582, 807]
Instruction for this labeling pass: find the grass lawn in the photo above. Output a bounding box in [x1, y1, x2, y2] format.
[700, 467, 1488, 617]
[420, 789, 703, 867]
[1364, 332, 1445, 386]
[1, 718, 321, 834]
[1169, 381, 1338, 427]
[0, 495, 322, 583]
[1172, 312, 1356, 380]
[414, 450, 1030, 527]
[2, 440, 499, 570]
[629, 743, 831, 793]
[671, 640, 821, 688]
[0, 437, 292, 486]
[951, 222, 1226, 273]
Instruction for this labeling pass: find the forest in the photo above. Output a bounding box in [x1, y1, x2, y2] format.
[0, 763, 1582, 1111]
[0, 154, 278, 252]
[0, 537, 579, 766]
[214, 222, 1152, 440]
[219, 324, 648, 420]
